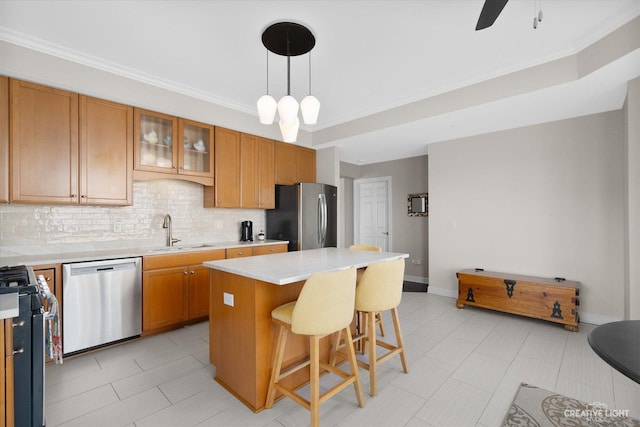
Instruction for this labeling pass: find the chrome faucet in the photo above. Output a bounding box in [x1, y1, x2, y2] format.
[162, 214, 180, 247]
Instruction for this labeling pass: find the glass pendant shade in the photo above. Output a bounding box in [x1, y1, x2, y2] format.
[277, 95, 299, 124]
[300, 95, 320, 125]
[257, 94, 277, 124]
[279, 117, 300, 143]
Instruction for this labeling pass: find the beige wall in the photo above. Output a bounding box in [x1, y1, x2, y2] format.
[625, 76, 640, 319]
[429, 111, 625, 324]
[341, 155, 428, 282]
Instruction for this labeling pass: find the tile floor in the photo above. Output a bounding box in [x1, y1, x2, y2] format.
[45, 292, 640, 426]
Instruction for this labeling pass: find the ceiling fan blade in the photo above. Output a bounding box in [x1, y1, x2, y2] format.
[476, 0, 510, 30]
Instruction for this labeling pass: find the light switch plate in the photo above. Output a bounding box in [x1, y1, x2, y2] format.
[223, 292, 234, 307]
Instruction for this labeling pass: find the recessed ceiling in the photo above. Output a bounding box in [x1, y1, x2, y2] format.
[1, 0, 639, 164]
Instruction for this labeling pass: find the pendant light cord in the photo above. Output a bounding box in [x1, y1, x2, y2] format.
[308, 52, 312, 95]
[265, 49, 269, 94]
[286, 27, 291, 96]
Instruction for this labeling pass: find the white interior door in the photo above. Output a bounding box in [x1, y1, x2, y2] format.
[354, 177, 392, 251]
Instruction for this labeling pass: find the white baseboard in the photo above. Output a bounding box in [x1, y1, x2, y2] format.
[578, 311, 623, 326]
[425, 286, 457, 299]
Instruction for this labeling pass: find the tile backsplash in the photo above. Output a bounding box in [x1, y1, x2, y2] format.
[0, 180, 266, 255]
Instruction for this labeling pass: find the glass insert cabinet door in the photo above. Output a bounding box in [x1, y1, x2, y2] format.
[178, 118, 214, 177]
[134, 109, 178, 172]
[134, 109, 214, 178]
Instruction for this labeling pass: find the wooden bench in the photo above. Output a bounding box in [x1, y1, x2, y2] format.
[456, 269, 580, 331]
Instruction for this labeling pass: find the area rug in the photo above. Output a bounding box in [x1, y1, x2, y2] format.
[502, 383, 640, 426]
[402, 281, 427, 292]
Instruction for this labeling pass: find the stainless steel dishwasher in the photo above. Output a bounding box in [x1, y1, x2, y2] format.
[63, 257, 142, 354]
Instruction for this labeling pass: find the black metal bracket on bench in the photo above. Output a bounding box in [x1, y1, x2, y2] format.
[504, 279, 516, 298]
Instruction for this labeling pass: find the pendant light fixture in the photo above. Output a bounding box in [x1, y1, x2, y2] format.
[257, 22, 319, 143]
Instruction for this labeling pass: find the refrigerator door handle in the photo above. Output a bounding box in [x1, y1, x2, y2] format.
[320, 193, 327, 246]
[317, 194, 323, 245]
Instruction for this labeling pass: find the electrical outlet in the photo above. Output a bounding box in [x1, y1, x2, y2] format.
[223, 292, 234, 307]
[113, 222, 122, 232]
[411, 259, 421, 265]
[215, 220, 223, 230]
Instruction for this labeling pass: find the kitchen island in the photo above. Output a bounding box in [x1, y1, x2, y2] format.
[203, 247, 408, 412]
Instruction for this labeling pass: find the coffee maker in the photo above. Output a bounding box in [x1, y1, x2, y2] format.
[240, 220, 253, 241]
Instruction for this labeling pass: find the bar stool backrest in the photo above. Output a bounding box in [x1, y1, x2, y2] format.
[355, 258, 405, 312]
[292, 267, 357, 336]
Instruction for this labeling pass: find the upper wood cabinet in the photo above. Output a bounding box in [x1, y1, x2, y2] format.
[179, 118, 214, 179]
[240, 133, 260, 208]
[133, 108, 214, 186]
[80, 96, 133, 205]
[204, 127, 240, 208]
[0, 76, 8, 203]
[134, 109, 178, 173]
[240, 134, 275, 209]
[9, 79, 133, 205]
[10, 79, 79, 204]
[274, 141, 316, 185]
[257, 137, 276, 209]
[205, 129, 276, 209]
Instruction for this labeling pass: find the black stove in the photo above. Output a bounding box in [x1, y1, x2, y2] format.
[0, 265, 45, 427]
[0, 264, 31, 286]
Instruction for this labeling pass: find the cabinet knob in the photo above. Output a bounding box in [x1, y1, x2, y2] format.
[12, 348, 24, 355]
[238, 251, 243, 255]
[183, 271, 189, 275]
[190, 270, 195, 274]
[70, 194, 77, 198]
[12, 320, 25, 328]
[81, 195, 87, 199]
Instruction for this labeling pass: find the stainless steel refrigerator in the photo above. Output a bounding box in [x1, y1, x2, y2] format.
[266, 183, 337, 252]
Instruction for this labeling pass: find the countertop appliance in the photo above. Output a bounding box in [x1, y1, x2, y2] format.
[266, 183, 337, 252]
[0, 265, 46, 427]
[240, 220, 253, 242]
[63, 257, 141, 355]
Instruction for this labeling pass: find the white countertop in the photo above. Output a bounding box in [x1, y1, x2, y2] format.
[203, 247, 409, 285]
[0, 240, 288, 267]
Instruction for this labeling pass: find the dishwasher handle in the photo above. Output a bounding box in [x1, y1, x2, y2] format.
[65, 258, 141, 277]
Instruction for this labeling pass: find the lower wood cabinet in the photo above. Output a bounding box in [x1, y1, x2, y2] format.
[142, 266, 190, 331]
[142, 249, 225, 334]
[0, 76, 8, 204]
[252, 244, 288, 256]
[225, 247, 253, 259]
[1, 319, 14, 427]
[142, 245, 287, 334]
[188, 264, 211, 319]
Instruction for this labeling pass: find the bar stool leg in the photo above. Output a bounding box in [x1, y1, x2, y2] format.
[343, 326, 365, 408]
[367, 311, 379, 396]
[310, 336, 321, 427]
[392, 307, 409, 373]
[329, 329, 342, 367]
[376, 313, 386, 336]
[265, 325, 288, 408]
